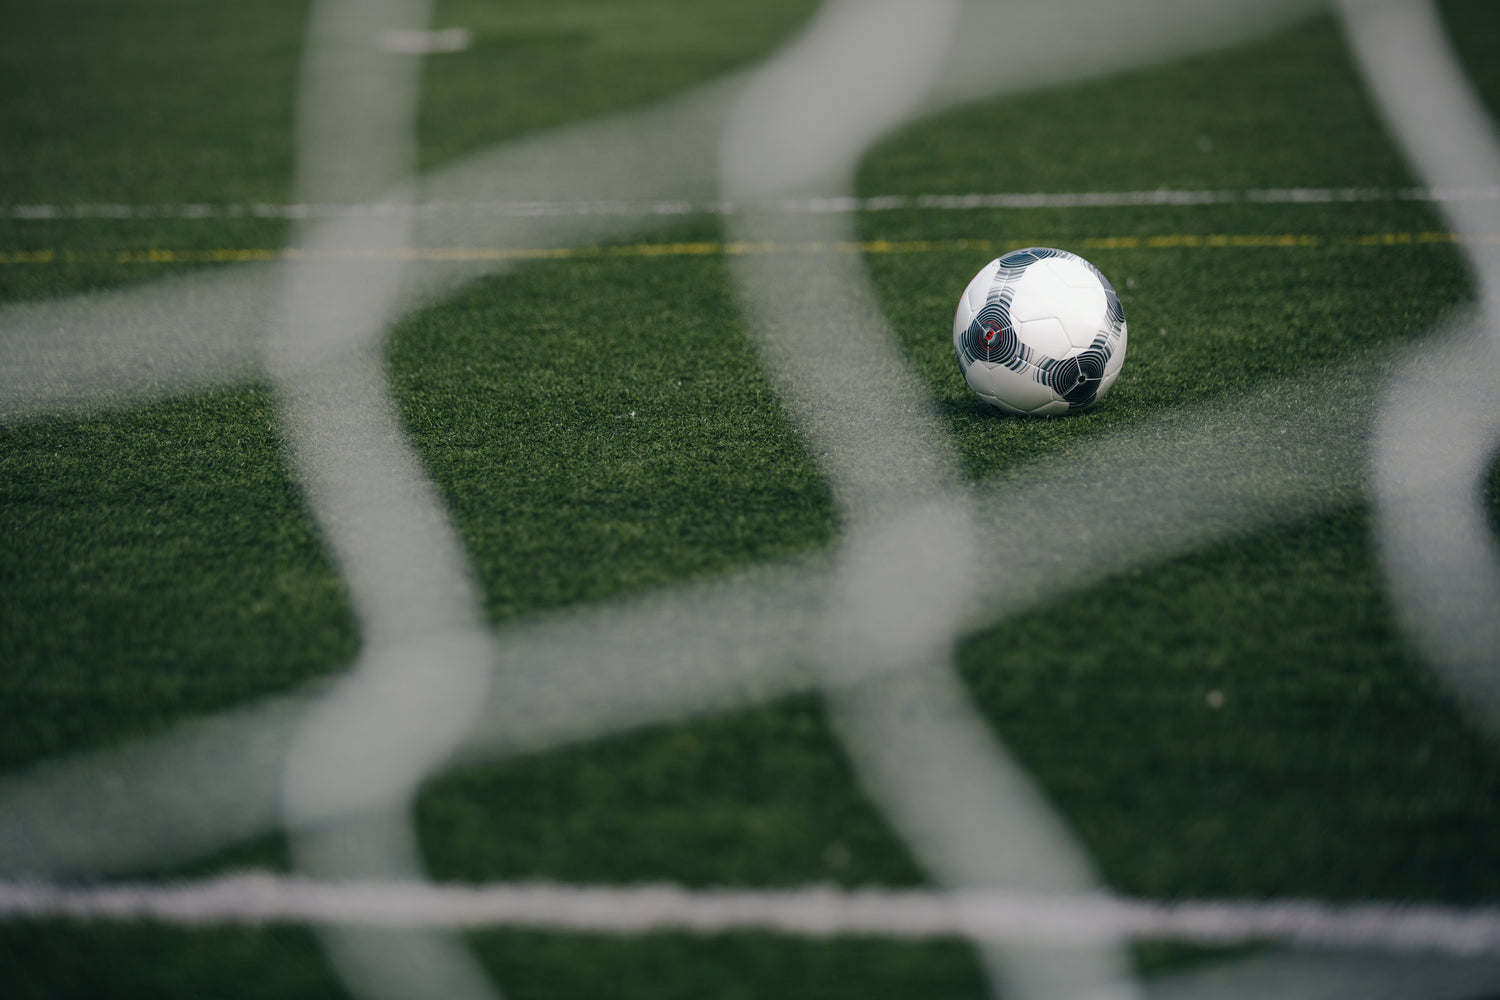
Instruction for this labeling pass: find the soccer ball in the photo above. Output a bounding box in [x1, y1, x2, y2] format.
[953, 247, 1128, 416]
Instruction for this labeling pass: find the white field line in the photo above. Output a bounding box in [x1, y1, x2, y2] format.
[6, 186, 1500, 220]
[2, 876, 1499, 955]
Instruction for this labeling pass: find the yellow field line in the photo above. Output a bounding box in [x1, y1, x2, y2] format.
[0, 232, 1480, 265]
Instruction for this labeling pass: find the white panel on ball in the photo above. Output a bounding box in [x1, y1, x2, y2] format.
[988, 361, 1065, 414]
[1015, 316, 1071, 359]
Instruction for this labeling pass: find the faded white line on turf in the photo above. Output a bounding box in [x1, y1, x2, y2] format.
[7, 185, 1500, 219]
[0, 75, 739, 425]
[0, 232, 1484, 267]
[4, 876, 1500, 955]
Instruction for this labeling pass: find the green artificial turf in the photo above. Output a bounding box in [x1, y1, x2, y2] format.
[0, 0, 301, 301]
[0, 0, 304, 207]
[964, 509, 1500, 903]
[3, 1, 1500, 998]
[386, 231, 836, 624]
[416, 0, 817, 167]
[860, 17, 1417, 197]
[0, 385, 357, 770]
[0, 921, 343, 1000]
[418, 697, 922, 889]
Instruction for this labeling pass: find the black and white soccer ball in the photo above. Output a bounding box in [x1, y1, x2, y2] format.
[953, 247, 1128, 416]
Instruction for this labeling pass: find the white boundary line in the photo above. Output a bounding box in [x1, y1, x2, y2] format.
[6, 185, 1500, 220]
[3, 876, 1499, 955]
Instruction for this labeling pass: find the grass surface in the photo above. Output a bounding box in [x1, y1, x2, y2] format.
[416, 0, 816, 167]
[387, 238, 836, 624]
[0, 386, 357, 769]
[3, 0, 1500, 998]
